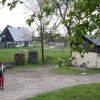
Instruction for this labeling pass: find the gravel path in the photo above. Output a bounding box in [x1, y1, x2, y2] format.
[0, 65, 100, 100]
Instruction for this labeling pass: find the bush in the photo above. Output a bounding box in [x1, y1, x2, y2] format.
[45, 56, 57, 63]
[57, 57, 72, 68]
[58, 58, 65, 67]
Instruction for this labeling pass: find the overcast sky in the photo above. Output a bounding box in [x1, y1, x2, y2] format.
[0, 1, 66, 36]
[0, 4, 27, 31]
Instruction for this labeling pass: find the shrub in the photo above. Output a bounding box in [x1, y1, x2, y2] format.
[57, 57, 73, 68]
[58, 58, 65, 67]
[45, 56, 57, 63]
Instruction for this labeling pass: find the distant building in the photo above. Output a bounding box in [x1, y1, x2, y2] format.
[0, 25, 32, 48]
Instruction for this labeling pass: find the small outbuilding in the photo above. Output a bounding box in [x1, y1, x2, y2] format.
[72, 35, 100, 68]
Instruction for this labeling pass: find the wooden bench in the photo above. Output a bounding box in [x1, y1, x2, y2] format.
[3, 62, 16, 68]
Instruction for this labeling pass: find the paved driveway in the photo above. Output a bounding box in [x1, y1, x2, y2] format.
[0, 66, 100, 100]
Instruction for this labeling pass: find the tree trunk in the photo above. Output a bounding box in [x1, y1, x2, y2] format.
[40, 23, 45, 63]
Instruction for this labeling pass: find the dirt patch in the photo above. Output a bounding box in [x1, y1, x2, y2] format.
[0, 65, 100, 100]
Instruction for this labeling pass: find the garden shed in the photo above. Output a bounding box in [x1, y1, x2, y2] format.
[72, 35, 100, 68]
[0, 25, 32, 48]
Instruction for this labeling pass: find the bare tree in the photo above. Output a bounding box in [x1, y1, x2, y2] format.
[23, 0, 61, 62]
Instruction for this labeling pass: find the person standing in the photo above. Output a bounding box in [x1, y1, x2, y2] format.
[0, 62, 5, 90]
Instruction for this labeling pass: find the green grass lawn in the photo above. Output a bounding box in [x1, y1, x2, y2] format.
[54, 66, 100, 75]
[27, 83, 100, 100]
[0, 41, 70, 64]
[0, 47, 28, 62]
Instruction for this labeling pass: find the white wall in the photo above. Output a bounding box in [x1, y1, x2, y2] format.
[72, 52, 100, 68]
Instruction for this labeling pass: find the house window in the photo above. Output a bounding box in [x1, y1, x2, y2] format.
[19, 42, 21, 45]
[16, 42, 18, 45]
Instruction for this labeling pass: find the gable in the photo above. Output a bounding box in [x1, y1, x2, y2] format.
[0, 26, 14, 42]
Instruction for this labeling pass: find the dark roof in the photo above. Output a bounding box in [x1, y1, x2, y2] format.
[84, 35, 100, 46]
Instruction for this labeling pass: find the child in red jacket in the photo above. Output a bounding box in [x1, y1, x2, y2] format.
[0, 62, 5, 90]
